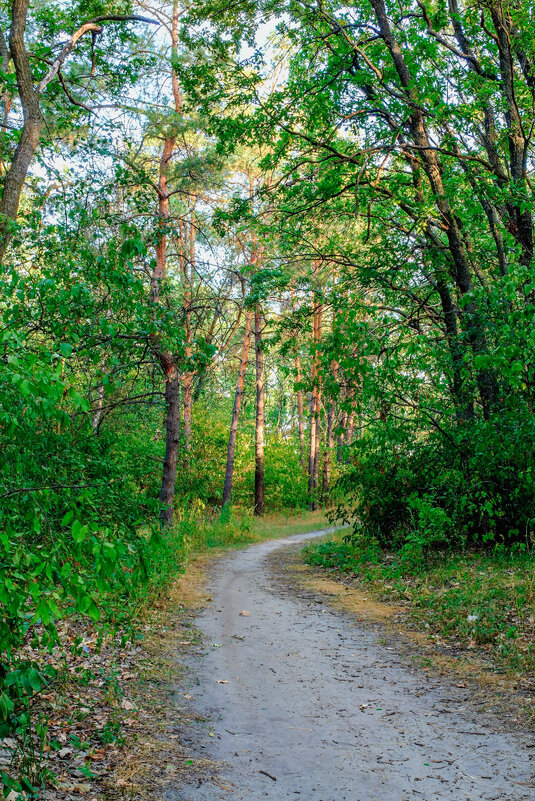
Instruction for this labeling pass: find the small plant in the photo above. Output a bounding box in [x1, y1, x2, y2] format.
[98, 720, 123, 745]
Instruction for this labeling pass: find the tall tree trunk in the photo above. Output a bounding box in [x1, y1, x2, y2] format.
[336, 416, 346, 463]
[337, 384, 348, 464]
[313, 393, 321, 496]
[0, 0, 42, 260]
[370, 0, 499, 418]
[254, 306, 265, 516]
[160, 361, 180, 528]
[308, 389, 317, 508]
[291, 288, 305, 465]
[222, 309, 253, 509]
[150, 0, 182, 527]
[151, 136, 178, 526]
[182, 215, 194, 455]
[346, 412, 355, 448]
[92, 382, 105, 432]
[322, 402, 334, 497]
[308, 293, 323, 510]
[295, 350, 305, 465]
[488, 1, 533, 267]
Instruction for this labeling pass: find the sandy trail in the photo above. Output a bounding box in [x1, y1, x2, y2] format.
[168, 531, 534, 801]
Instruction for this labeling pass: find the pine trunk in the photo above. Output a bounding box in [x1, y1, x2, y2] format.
[308, 388, 317, 508]
[151, 2, 183, 527]
[182, 216, 194, 455]
[291, 289, 305, 465]
[322, 402, 334, 497]
[313, 395, 321, 498]
[222, 309, 253, 509]
[254, 306, 265, 516]
[308, 293, 323, 510]
[296, 352, 305, 465]
[160, 362, 180, 527]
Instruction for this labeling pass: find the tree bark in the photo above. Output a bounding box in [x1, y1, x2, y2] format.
[0, 4, 153, 260]
[322, 401, 334, 497]
[370, 0, 499, 418]
[151, 135, 177, 526]
[346, 412, 355, 448]
[308, 389, 317, 507]
[159, 361, 180, 528]
[337, 386, 347, 464]
[254, 306, 265, 516]
[295, 349, 305, 465]
[0, 0, 42, 259]
[313, 390, 321, 497]
[291, 289, 305, 464]
[222, 309, 253, 509]
[182, 215, 194, 455]
[92, 382, 105, 431]
[308, 293, 322, 510]
[150, 0, 182, 527]
[488, 1, 533, 267]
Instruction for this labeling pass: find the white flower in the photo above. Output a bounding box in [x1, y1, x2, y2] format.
[467, 613, 479, 623]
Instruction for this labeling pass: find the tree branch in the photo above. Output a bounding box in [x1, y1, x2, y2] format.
[37, 14, 158, 95]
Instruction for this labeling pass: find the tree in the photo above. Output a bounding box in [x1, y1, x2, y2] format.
[222, 301, 253, 509]
[0, 0, 155, 258]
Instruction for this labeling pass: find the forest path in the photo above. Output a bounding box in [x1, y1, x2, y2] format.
[167, 531, 534, 801]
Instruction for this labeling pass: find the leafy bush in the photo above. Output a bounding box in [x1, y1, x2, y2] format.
[335, 413, 535, 553]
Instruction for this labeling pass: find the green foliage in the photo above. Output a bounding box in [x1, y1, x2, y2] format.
[333, 408, 535, 553]
[5, 0, 535, 788]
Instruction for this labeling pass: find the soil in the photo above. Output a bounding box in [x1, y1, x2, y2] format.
[163, 531, 535, 801]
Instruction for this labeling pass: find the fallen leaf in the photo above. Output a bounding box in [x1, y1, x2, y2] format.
[239, 611, 250, 617]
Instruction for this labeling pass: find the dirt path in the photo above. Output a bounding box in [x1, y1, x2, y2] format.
[168, 531, 535, 801]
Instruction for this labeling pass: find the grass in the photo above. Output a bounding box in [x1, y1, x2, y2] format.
[185, 508, 332, 551]
[303, 532, 535, 675]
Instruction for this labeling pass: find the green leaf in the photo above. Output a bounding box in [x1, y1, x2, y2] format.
[62, 510, 75, 526]
[26, 668, 42, 692]
[59, 342, 73, 357]
[87, 601, 101, 622]
[78, 594, 91, 613]
[71, 520, 88, 544]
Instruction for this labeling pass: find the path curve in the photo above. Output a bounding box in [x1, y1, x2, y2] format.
[169, 531, 534, 801]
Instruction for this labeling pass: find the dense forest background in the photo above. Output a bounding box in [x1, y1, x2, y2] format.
[1, 0, 535, 793]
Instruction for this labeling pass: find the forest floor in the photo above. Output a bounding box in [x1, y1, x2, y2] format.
[104, 529, 535, 801]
